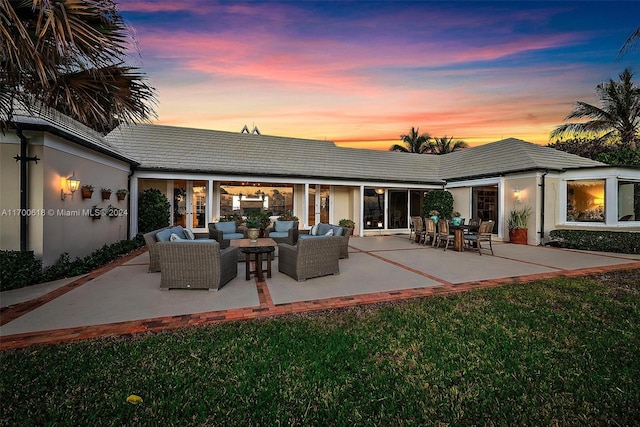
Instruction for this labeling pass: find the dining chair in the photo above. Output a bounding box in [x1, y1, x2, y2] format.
[413, 216, 426, 244]
[423, 216, 437, 246]
[464, 220, 494, 255]
[435, 219, 455, 251]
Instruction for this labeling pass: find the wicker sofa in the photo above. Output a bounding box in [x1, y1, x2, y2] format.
[298, 223, 353, 259]
[157, 241, 238, 291]
[278, 236, 342, 281]
[143, 225, 215, 272]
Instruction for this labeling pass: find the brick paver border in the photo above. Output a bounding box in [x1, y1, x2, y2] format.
[2, 245, 639, 351]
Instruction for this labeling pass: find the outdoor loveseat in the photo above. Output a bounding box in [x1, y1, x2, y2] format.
[157, 240, 238, 291]
[278, 236, 342, 281]
[298, 223, 352, 259]
[143, 225, 214, 272]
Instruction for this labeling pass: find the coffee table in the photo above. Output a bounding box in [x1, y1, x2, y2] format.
[230, 238, 277, 281]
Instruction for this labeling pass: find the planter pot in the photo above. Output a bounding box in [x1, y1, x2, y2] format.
[451, 217, 463, 226]
[247, 228, 260, 242]
[81, 189, 93, 200]
[116, 194, 126, 201]
[430, 215, 439, 224]
[101, 191, 111, 201]
[509, 228, 528, 244]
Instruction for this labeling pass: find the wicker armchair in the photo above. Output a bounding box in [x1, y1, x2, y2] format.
[278, 237, 341, 281]
[264, 220, 299, 245]
[208, 222, 247, 249]
[157, 241, 239, 290]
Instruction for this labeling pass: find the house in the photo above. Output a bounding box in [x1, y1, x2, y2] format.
[2, 108, 638, 265]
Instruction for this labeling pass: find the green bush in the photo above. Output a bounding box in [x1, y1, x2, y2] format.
[0, 250, 43, 291]
[1, 235, 145, 291]
[548, 229, 640, 254]
[422, 189, 454, 218]
[138, 188, 170, 233]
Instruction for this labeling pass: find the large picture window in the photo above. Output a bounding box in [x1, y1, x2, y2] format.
[618, 180, 640, 221]
[566, 180, 605, 222]
[364, 188, 385, 229]
[219, 182, 293, 217]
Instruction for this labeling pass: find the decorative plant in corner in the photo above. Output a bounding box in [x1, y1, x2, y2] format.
[338, 218, 356, 235]
[423, 190, 453, 222]
[507, 205, 532, 245]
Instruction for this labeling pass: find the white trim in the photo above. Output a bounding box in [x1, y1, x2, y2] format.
[445, 177, 501, 188]
[42, 132, 131, 172]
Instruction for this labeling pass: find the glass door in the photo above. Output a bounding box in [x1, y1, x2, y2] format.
[173, 180, 208, 230]
[308, 185, 330, 225]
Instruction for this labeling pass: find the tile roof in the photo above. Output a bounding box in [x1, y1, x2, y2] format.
[106, 125, 605, 183]
[105, 124, 444, 184]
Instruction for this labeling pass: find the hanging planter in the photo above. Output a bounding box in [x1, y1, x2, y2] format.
[116, 189, 128, 201]
[89, 205, 102, 220]
[81, 185, 94, 200]
[101, 188, 112, 201]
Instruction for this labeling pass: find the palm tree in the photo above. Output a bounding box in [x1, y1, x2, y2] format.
[429, 136, 468, 154]
[550, 68, 639, 150]
[390, 127, 432, 153]
[618, 27, 640, 57]
[1, 0, 156, 134]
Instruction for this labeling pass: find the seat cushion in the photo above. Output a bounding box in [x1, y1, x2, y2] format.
[269, 231, 289, 239]
[317, 223, 332, 236]
[298, 234, 324, 240]
[275, 221, 294, 232]
[215, 222, 236, 234]
[155, 228, 172, 242]
[223, 232, 245, 240]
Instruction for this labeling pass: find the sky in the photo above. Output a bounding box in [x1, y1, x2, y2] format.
[118, 1, 639, 150]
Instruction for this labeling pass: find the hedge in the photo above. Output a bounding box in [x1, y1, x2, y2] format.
[0, 234, 145, 292]
[548, 229, 640, 254]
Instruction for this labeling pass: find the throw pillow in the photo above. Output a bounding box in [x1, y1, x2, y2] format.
[325, 229, 334, 236]
[170, 233, 184, 242]
[184, 228, 195, 240]
[310, 224, 319, 236]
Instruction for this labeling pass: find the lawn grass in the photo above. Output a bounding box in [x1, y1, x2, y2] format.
[1, 269, 639, 426]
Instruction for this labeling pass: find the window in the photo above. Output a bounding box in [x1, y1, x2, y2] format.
[618, 180, 640, 221]
[566, 180, 605, 222]
[219, 182, 293, 217]
[472, 185, 498, 233]
[388, 190, 408, 229]
[364, 188, 385, 229]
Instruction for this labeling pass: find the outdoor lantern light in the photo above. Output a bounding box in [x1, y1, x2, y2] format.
[61, 171, 80, 201]
[514, 188, 521, 204]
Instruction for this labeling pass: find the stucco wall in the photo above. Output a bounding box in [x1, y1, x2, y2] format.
[0, 133, 22, 250]
[1, 130, 131, 266]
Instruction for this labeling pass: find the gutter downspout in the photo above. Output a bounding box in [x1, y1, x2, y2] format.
[538, 171, 548, 245]
[127, 165, 136, 240]
[14, 128, 39, 252]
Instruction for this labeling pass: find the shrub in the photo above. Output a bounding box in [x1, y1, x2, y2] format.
[138, 188, 170, 233]
[1, 235, 145, 291]
[548, 229, 640, 254]
[422, 190, 454, 218]
[0, 251, 42, 291]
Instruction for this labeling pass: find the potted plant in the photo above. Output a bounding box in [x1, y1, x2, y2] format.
[507, 205, 532, 244]
[81, 184, 94, 200]
[244, 215, 262, 242]
[338, 218, 356, 235]
[101, 188, 112, 201]
[116, 188, 128, 201]
[277, 210, 299, 221]
[423, 190, 454, 223]
[428, 210, 439, 224]
[89, 205, 102, 219]
[451, 211, 463, 226]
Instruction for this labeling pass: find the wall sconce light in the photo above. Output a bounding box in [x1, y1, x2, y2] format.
[514, 188, 521, 204]
[61, 171, 80, 201]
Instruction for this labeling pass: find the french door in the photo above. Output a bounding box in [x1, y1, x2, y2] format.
[308, 184, 330, 226]
[173, 180, 208, 230]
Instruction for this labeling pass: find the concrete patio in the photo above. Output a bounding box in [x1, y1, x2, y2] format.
[2, 235, 639, 350]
